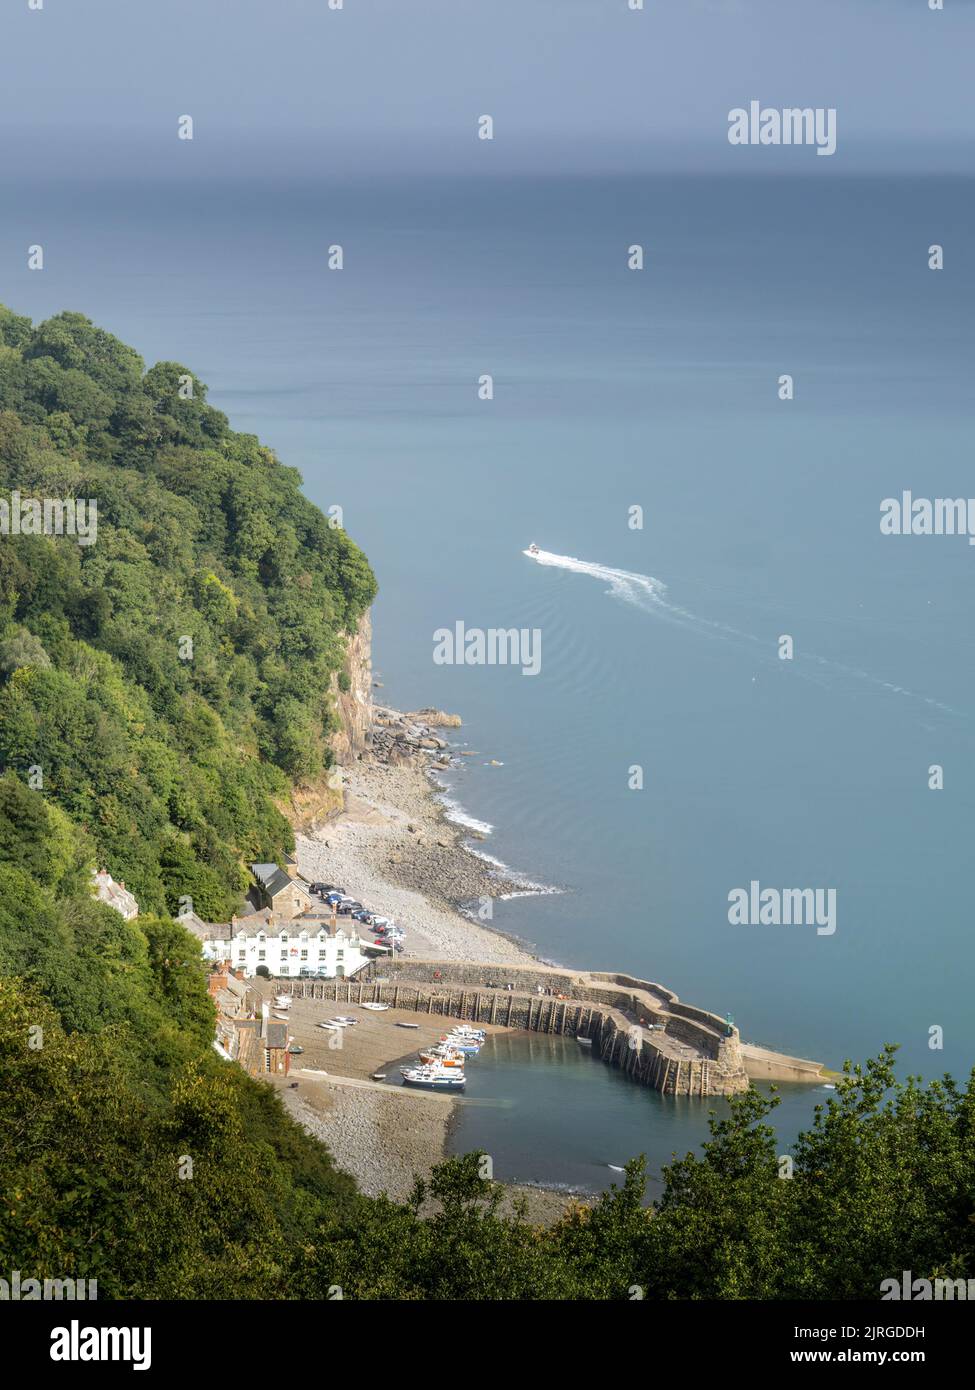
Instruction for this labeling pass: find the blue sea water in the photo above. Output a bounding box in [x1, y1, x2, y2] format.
[4, 171, 973, 1191]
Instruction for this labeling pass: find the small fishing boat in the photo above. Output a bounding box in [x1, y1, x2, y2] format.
[333, 1016, 359, 1025]
[401, 1066, 466, 1091]
[371, 1072, 387, 1081]
[440, 1034, 481, 1055]
[273, 995, 292, 1008]
[316, 1021, 341, 1031]
[272, 1012, 289, 1021]
[362, 1002, 390, 1011]
[419, 1047, 465, 1067]
[396, 1021, 420, 1029]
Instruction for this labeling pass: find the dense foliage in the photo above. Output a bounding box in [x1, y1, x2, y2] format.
[1, 306, 970, 1301]
[0, 303, 375, 919]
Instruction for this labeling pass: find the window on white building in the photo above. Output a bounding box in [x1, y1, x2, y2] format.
[258, 950, 266, 961]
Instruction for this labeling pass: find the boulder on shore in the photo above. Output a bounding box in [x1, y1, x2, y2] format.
[406, 707, 462, 728]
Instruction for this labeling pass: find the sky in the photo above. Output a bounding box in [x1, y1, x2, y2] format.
[0, 0, 973, 178]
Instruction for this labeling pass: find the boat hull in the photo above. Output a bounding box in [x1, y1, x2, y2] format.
[401, 1074, 465, 1090]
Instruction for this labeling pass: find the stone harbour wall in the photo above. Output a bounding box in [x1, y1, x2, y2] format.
[287, 958, 752, 1097]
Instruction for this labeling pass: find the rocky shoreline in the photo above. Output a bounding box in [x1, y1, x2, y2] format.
[286, 700, 581, 1214]
[295, 704, 548, 966]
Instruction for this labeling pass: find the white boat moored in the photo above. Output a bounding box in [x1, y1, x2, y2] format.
[401, 1066, 466, 1090]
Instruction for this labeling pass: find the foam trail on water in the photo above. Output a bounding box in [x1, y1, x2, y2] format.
[524, 547, 962, 719]
[526, 548, 669, 610]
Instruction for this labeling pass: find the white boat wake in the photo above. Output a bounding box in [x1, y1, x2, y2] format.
[524, 547, 671, 611]
[523, 547, 962, 719]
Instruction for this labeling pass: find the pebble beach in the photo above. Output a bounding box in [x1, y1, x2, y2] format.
[280, 723, 577, 1218]
[295, 758, 543, 966]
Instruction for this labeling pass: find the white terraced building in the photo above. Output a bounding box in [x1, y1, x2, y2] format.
[198, 915, 368, 980]
[183, 861, 371, 980]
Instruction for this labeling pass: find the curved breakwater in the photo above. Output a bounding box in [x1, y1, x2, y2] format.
[284, 959, 826, 1098]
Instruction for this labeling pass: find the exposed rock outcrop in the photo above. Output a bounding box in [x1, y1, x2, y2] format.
[370, 705, 454, 767]
[405, 707, 462, 728]
[330, 610, 373, 764]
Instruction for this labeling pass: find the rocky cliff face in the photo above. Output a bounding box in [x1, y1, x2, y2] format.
[330, 609, 373, 764]
[328, 609, 463, 771]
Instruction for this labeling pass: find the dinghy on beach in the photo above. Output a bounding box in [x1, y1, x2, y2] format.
[362, 1002, 389, 1011]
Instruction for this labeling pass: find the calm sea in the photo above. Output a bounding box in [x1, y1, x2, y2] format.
[5, 171, 972, 1191]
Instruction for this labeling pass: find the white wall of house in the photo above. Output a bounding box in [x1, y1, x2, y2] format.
[201, 925, 367, 979]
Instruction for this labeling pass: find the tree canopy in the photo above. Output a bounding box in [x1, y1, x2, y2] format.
[0, 305, 376, 919]
[1, 305, 969, 1302]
